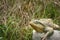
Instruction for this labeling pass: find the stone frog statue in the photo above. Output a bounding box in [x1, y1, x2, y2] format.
[29, 19, 60, 40]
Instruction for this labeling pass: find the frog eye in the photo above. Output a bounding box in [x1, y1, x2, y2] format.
[33, 20, 40, 24]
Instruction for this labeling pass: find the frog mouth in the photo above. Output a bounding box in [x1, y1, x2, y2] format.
[29, 20, 45, 32]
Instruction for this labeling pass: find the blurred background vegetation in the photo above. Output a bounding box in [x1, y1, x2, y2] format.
[0, 0, 60, 40]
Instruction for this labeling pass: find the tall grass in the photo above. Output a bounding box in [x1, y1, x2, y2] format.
[0, 0, 60, 40]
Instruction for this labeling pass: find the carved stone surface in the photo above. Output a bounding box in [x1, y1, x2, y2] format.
[32, 30, 60, 40]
